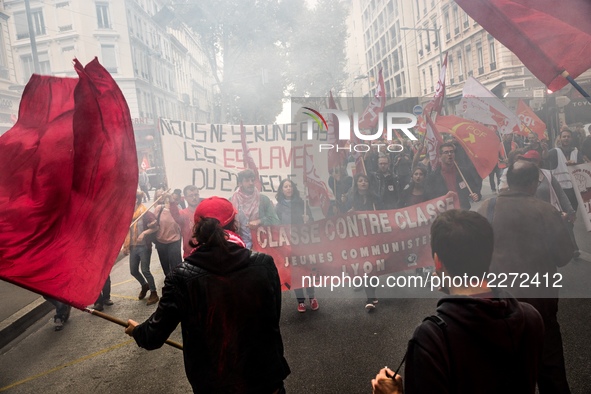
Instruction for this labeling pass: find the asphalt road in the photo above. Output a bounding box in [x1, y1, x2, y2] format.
[1, 252, 591, 393]
[2, 185, 591, 393]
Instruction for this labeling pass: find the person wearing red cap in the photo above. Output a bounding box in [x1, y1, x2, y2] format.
[125, 196, 290, 394]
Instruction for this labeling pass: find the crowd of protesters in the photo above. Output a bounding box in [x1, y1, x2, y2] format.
[59, 121, 587, 393]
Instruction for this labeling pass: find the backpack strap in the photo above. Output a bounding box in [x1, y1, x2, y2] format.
[423, 315, 457, 393]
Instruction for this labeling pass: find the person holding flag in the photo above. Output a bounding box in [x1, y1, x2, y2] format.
[275, 179, 319, 313]
[425, 142, 481, 210]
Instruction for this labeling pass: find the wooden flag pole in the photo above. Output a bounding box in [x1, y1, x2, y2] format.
[453, 160, 475, 195]
[129, 189, 171, 228]
[85, 308, 184, 350]
[561, 71, 590, 99]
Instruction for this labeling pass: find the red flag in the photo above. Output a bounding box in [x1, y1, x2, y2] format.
[435, 115, 499, 178]
[423, 56, 448, 169]
[516, 99, 547, 140]
[455, 0, 591, 92]
[431, 53, 448, 116]
[140, 155, 150, 170]
[326, 91, 346, 172]
[358, 68, 386, 129]
[424, 112, 444, 170]
[240, 121, 262, 191]
[0, 58, 137, 309]
[303, 148, 331, 216]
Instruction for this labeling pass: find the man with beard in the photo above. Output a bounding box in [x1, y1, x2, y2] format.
[169, 185, 202, 258]
[231, 169, 279, 248]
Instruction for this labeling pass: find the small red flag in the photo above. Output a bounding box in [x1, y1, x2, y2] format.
[0, 58, 137, 309]
[516, 99, 547, 140]
[358, 68, 386, 130]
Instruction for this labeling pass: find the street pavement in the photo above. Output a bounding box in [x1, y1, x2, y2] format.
[1, 185, 591, 393]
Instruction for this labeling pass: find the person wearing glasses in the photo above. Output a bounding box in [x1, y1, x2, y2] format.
[425, 142, 481, 210]
[169, 185, 203, 258]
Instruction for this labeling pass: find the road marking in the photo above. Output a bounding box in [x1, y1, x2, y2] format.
[0, 339, 134, 392]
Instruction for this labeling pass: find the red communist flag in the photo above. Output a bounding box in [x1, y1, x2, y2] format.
[455, 0, 591, 92]
[435, 115, 499, 179]
[358, 68, 385, 130]
[0, 58, 137, 309]
[516, 99, 547, 140]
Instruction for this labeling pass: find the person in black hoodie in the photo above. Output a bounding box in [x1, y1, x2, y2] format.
[125, 196, 290, 394]
[371, 209, 544, 394]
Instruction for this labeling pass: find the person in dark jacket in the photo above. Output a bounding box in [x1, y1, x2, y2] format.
[327, 165, 352, 215]
[344, 174, 384, 310]
[397, 166, 428, 208]
[125, 196, 290, 394]
[371, 210, 544, 394]
[425, 142, 481, 210]
[275, 179, 318, 313]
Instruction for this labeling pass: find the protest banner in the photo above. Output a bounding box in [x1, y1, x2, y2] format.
[158, 119, 327, 199]
[252, 192, 459, 291]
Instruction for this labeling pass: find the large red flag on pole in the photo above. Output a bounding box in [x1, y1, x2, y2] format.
[435, 115, 499, 179]
[0, 58, 137, 309]
[455, 0, 591, 93]
[240, 120, 262, 191]
[358, 68, 386, 130]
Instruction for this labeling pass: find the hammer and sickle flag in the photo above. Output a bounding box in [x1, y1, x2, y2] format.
[436, 115, 499, 179]
[0, 58, 137, 309]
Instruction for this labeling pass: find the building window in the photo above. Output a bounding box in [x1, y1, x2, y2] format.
[477, 43, 484, 74]
[422, 69, 426, 95]
[448, 56, 454, 84]
[489, 38, 497, 70]
[96, 3, 111, 29]
[432, 19, 439, 47]
[453, 6, 459, 35]
[465, 45, 473, 76]
[14, 10, 46, 39]
[463, 11, 470, 29]
[429, 66, 434, 92]
[21, 52, 51, 81]
[457, 51, 464, 81]
[444, 12, 450, 41]
[101, 45, 118, 73]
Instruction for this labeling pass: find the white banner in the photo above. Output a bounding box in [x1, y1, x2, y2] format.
[157, 118, 329, 199]
[570, 163, 591, 232]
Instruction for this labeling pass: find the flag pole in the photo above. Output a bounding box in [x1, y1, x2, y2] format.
[561, 71, 590, 99]
[453, 160, 474, 195]
[129, 189, 170, 228]
[85, 308, 184, 350]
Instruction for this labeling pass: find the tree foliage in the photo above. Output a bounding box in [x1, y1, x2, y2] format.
[169, 0, 349, 124]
